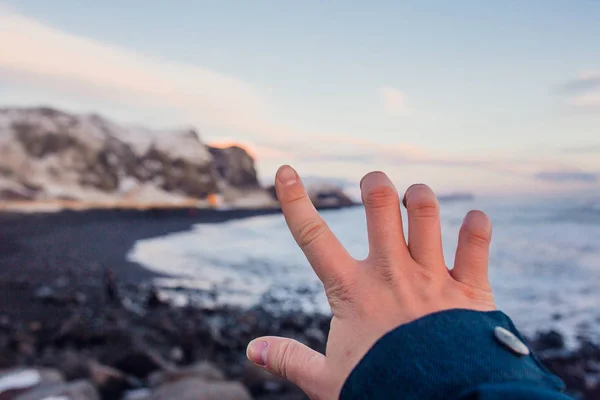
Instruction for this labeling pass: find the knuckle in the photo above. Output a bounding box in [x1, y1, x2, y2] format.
[462, 226, 491, 248]
[465, 231, 491, 249]
[282, 190, 309, 206]
[296, 218, 327, 251]
[462, 210, 492, 248]
[405, 185, 439, 219]
[409, 199, 439, 219]
[277, 340, 300, 380]
[364, 185, 398, 210]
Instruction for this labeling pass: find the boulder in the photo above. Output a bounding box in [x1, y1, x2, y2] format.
[38, 349, 90, 381]
[536, 339, 600, 399]
[123, 388, 152, 400]
[0, 368, 64, 398]
[150, 378, 251, 400]
[533, 330, 565, 352]
[113, 348, 173, 379]
[148, 361, 224, 387]
[14, 380, 99, 400]
[33, 285, 85, 306]
[242, 361, 286, 395]
[88, 361, 133, 398]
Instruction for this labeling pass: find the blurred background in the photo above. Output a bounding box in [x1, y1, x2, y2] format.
[0, 2, 599, 400]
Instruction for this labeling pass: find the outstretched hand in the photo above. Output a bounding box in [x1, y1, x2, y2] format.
[247, 166, 495, 400]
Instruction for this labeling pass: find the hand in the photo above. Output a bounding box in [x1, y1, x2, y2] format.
[247, 166, 496, 400]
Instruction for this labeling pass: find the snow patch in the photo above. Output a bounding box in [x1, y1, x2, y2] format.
[0, 369, 40, 393]
[0, 108, 218, 205]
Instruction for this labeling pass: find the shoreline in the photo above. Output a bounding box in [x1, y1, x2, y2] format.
[0, 207, 599, 399]
[0, 205, 349, 283]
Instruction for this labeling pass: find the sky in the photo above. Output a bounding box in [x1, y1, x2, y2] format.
[0, 1, 599, 195]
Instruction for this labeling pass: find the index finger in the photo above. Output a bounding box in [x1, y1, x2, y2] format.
[275, 165, 355, 288]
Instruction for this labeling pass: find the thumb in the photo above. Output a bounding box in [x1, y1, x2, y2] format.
[247, 336, 328, 395]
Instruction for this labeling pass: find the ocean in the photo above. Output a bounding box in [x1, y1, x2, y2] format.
[128, 196, 600, 347]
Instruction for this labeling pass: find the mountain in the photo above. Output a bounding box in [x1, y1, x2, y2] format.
[0, 107, 261, 206]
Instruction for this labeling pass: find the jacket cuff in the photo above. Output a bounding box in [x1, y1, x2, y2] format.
[340, 309, 565, 400]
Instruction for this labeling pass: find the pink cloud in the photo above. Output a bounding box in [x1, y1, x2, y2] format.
[566, 93, 600, 110]
[0, 7, 289, 140]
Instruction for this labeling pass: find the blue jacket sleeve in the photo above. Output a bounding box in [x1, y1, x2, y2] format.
[340, 309, 571, 400]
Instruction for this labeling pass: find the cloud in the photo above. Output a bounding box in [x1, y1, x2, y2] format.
[380, 87, 406, 115]
[558, 71, 600, 94]
[263, 136, 567, 180]
[263, 136, 431, 166]
[558, 71, 600, 111]
[562, 144, 600, 154]
[208, 140, 290, 160]
[0, 7, 294, 140]
[1, 7, 593, 191]
[535, 171, 598, 183]
[0, 7, 457, 167]
[565, 94, 600, 110]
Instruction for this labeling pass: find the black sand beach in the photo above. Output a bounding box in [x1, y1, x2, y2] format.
[0, 208, 599, 399]
[0, 208, 331, 399]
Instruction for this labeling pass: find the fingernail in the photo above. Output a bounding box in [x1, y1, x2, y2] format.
[360, 171, 390, 191]
[403, 184, 425, 208]
[247, 340, 269, 366]
[359, 175, 368, 189]
[463, 210, 493, 235]
[277, 165, 297, 186]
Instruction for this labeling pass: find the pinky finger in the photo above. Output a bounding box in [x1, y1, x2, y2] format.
[451, 210, 492, 288]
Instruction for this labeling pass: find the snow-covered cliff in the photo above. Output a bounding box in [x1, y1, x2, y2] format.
[0, 107, 257, 205]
